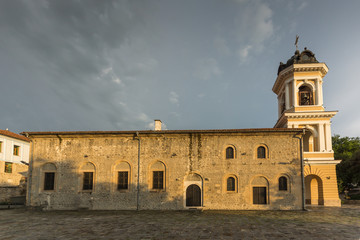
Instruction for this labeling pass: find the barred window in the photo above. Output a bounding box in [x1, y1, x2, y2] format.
[226, 147, 234, 159]
[227, 177, 236, 191]
[44, 172, 55, 190]
[153, 171, 164, 189]
[83, 172, 94, 190]
[118, 171, 129, 190]
[257, 146, 266, 159]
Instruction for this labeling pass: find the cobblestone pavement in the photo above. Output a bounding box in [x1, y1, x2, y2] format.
[0, 205, 359, 240]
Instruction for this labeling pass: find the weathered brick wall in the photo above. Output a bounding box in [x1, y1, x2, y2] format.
[28, 131, 302, 210]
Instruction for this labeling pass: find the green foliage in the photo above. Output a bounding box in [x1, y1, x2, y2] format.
[333, 135, 360, 192]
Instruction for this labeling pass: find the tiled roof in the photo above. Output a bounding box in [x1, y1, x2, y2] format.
[22, 128, 303, 136]
[0, 130, 30, 142]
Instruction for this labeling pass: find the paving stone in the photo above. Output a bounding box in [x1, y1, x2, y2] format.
[0, 206, 359, 239]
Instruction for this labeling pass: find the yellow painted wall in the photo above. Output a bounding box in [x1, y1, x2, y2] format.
[304, 164, 340, 206]
[294, 72, 322, 78]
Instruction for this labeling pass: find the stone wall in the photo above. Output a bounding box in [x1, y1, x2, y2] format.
[0, 161, 27, 203]
[27, 130, 303, 210]
[0, 186, 25, 203]
[0, 161, 28, 186]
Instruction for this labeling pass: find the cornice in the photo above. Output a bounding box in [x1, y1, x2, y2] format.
[285, 111, 338, 119]
[274, 110, 338, 128]
[272, 63, 328, 95]
[305, 159, 341, 165]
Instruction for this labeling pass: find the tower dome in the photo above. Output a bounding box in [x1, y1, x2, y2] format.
[278, 48, 319, 75]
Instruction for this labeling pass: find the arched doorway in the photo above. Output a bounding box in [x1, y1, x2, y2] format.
[184, 173, 203, 207]
[251, 176, 269, 205]
[305, 175, 324, 205]
[186, 184, 201, 207]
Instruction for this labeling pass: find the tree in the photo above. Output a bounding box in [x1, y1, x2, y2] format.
[332, 135, 360, 192]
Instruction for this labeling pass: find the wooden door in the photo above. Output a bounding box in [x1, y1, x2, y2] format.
[186, 184, 201, 207]
[253, 187, 267, 204]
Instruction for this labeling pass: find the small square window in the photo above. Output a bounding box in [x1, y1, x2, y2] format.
[5, 162, 12, 173]
[13, 145, 20, 156]
[83, 172, 94, 190]
[153, 171, 164, 189]
[44, 172, 55, 190]
[118, 171, 128, 190]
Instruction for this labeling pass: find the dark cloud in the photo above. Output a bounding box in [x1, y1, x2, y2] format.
[0, 0, 359, 137]
[0, 0, 151, 131]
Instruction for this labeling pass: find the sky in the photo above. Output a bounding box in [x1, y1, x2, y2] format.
[0, 0, 359, 137]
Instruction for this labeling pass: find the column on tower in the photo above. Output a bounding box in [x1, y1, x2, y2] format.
[292, 80, 297, 107]
[325, 123, 332, 151]
[319, 80, 324, 106]
[315, 78, 324, 106]
[318, 123, 326, 152]
[277, 95, 281, 117]
[315, 78, 320, 105]
[285, 82, 290, 109]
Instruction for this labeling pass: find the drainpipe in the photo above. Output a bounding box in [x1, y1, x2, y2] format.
[134, 132, 140, 210]
[294, 129, 306, 211]
[27, 137, 33, 207]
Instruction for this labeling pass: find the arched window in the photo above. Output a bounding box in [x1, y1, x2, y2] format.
[303, 130, 314, 152]
[80, 162, 95, 191]
[299, 85, 313, 105]
[150, 161, 166, 190]
[42, 163, 57, 191]
[257, 146, 266, 159]
[279, 176, 288, 191]
[226, 147, 235, 159]
[227, 177, 236, 191]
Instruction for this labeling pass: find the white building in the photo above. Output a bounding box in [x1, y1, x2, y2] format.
[0, 129, 30, 187]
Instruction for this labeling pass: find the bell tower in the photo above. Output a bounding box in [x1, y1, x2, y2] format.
[273, 47, 341, 206]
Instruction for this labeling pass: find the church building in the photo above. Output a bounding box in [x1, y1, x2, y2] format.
[22, 48, 341, 210]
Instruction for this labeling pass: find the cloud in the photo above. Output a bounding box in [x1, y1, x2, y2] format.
[99, 66, 124, 86]
[137, 112, 151, 122]
[234, 2, 274, 62]
[298, 2, 308, 11]
[0, 0, 159, 131]
[193, 58, 222, 80]
[135, 58, 158, 72]
[169, 91, 180, 105]
[238, 45, 253, 61]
